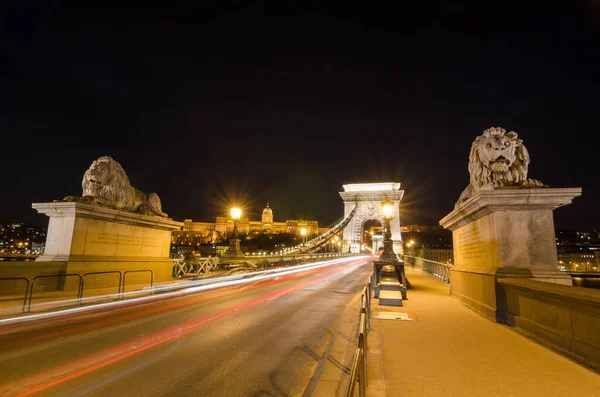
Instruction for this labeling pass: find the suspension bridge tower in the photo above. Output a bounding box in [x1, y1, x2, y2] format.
[339, 182, 405, 254]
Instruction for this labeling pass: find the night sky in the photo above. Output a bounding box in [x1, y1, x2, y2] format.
[1, 2, 599, 230]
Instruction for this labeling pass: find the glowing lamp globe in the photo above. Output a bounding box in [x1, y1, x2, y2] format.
[381, 200, 394, 218]
[231, 207, 242, 220]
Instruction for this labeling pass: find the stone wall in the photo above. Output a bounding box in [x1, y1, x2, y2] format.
[497, 278, 600, 371]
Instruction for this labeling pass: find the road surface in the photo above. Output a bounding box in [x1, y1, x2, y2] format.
[0, 257, 372, 397]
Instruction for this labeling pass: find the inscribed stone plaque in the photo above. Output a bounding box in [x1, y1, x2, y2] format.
[453, 216, 495, 267]
[73, 218, 165, 257]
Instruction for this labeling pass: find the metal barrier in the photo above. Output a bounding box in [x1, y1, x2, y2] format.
[173, 257, 219, 278]
[28, 273, 83, 312]
[0, 277, 30, 313]
[7, 269, 155, 313]
[346, 348, 365, 397]
[401, 255, 452, 284]
[233, 253, 350, 270]
[345, 275, 372, 397]
[82, 271, 123, 300]
[122, 270, 154, 295]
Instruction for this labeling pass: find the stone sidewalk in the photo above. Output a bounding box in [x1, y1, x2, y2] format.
[363, 266, 600, 397]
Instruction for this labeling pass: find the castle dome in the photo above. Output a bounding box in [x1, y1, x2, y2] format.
[262, 203, 273, 224]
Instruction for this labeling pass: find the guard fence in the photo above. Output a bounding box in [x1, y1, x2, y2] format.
[400, 254, 452, 284]
[0, 269, 154, 313]
[344, 274, 372, 397]
[172, 257, 219, 278]
[172, 253, 356, 278]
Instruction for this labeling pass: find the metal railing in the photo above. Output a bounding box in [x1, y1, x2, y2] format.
[22, 270, 155, 312]
[82, 271, 123, 298]
[173, 257, 219, 278]
[0, 277, 30, 313]
[401, 255, 452, 284]
[122, 270, 154, 294]
[345, 275, 372, 397]
[28, 273, 83, 312]
[220, 252, 354, 271]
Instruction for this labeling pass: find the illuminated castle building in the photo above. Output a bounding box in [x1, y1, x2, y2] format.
[171, 203, 325, 248]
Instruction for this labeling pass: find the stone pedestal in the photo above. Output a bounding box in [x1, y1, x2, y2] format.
[223, 237, 245, 258]
[32, 202, 183, 284]
[439, 187, 581, 321]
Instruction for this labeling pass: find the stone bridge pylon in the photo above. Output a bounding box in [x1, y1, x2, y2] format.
[339, 182, 404, 254]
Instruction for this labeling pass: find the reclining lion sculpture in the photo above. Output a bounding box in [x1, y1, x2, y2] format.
[456, 127, 546, 208]
[63, 156, 168, 217]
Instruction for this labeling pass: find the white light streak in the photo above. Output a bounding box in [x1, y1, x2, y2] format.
[0, 256, 370, 326]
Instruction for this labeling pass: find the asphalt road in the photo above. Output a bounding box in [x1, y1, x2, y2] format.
[0, 258, 372, 397]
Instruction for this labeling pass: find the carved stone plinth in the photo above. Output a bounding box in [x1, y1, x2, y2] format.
[440, 187, 582, 321]
[223, 238, 245, 258]
[31, 202, 183, 284]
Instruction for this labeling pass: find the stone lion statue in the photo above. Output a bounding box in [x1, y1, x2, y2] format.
[456, 127, 546, 207]
[63, 156, 168, 217]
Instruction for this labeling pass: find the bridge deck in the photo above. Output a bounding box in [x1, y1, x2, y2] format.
[366, 266, 600, 397]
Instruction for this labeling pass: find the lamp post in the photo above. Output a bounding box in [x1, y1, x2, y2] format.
[224, 207, 245, 258]
[374, 199, 407, 301]
[300, 227, 307, 245]
[378, 200, 398, 263]
[406, 239, 415, 256]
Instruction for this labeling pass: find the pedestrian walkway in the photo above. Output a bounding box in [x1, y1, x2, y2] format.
[364, 266, 600, 397]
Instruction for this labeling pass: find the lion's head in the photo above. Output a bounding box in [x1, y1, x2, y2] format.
[468, 127, 530, 188]
[82, 156, 131, 204]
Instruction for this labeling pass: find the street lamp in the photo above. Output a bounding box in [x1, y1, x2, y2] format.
[300, 227, 307, 245]
[378, 200, 397, 263]
[224, 207, 245, 258]
[406, 239, 416, 256]
[374, 199, 407, 300]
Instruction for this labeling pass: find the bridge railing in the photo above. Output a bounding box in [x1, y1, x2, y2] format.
[172, 257, 219, 278]
[345, 275, 372, 397]
[221, 252, 357, 270]
[0, 277, 30, 313]
[400, 255, 452, 284]
[0, 270, 157, 313]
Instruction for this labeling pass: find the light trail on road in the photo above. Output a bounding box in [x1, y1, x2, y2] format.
[0, 255, 370, 327]
[0, 256, 373, 397]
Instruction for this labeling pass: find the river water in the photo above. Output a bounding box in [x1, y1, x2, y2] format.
[0, 258, 35, 262]
[571, 276, 600, 290]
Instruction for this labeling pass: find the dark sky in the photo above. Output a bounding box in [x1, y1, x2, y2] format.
[1, 2, 599, 230]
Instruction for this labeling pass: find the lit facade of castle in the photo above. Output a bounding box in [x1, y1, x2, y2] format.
[172, 203, 326, 246]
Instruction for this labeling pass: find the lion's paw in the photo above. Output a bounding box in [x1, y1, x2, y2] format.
[522, 179, 546, 187]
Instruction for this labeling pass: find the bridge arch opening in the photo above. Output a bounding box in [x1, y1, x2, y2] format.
[339, 182, 404, 254]
[362, 219, 383, 254]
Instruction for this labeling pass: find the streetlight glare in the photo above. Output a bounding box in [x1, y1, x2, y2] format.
[231, 207, 242, 220]
[300, 227, 307, 236]
[381, 200, 394, 218]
